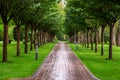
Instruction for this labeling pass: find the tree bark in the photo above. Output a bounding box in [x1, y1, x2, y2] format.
[109, 25, 114, 60]
[39, 31, 41, 46]
[76, 32, 78, 50]
[30, 27, 33, 51]
[95, 28, 98, 52]
[116, 20, 120, 46]
[84, 31, 86, 47]
[43, 32, 45, 44]
[81, 32, 84, 46]
[87, 29, 89, 48]
[116, 23, 120, 46]
[90, 29, 94, 50]
[101, 25, 105, 56]
[40, 31, 42, 45]
[24, 25, 28, 53]
[38, 31, 40, 47]
[112, 26, 116, 45]
[98, 29, 101, 44]
[34, 28, 36, 49]
[16, 25, 20, 56]
[2, 23, 8, 62]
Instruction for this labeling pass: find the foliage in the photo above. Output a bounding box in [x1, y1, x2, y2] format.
[56, 31, 64, 40]
[13, 27, 24, 41]
[64, 0, 88, 36]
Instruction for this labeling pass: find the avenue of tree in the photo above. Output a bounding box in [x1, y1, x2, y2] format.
[0, 0, 120, 62]
[0, 0, 64, 62]
[64, 0, 120, 60]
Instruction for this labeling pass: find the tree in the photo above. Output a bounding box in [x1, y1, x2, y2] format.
[85, 0, 120, 59]
[116, 20, 120, 46]
[12, 0, 31, 56]
[0, 0, 27, 62]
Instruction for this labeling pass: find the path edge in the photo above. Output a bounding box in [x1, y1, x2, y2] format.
[31, 43, 58, 77]
[67, 43, 100, 80]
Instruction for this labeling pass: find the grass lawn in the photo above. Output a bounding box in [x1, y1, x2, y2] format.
[0, 42, 56, 79]
[69, 43, 120, 80]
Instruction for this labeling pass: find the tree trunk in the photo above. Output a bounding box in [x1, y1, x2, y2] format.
[87, 29, 89, 48]
[16, 25, 20, 56]
[95, 28, 98, 52]
[40, 32, 42, 45]
[30, 27, 33, 51]
[76, 32, 78, 50]
[24, 25, 28, 53]
[39, 31, 41, 46]
[38, 31, 40, 47]
[112, 26, 116, 45]
[116, 26, 120, 46]
[116, 22, 120, 46]
[43, 32, 45, 44]
[42, 32, 44, 44]
[2, 23, 8, 62]
[81, 32, 84, 46]
[101, 25, 105, 56]
[109, 25, 114, 60]
[90, 29, 94, 50]
[34, 29, 36, 49]
[48, 33, 50, 42]
[98, 29, 101, 44]
[84, 31, 86, 47]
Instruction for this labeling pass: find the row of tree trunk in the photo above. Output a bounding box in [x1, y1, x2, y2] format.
[69, 23, 120, 60]
[2, 24, 55, 62]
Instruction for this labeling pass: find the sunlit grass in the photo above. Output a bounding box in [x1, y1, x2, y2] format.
[0, 42, 56, 79]
[69, 43, 120, 80]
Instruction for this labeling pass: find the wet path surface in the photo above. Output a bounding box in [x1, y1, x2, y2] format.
[17, 42, 98, 80]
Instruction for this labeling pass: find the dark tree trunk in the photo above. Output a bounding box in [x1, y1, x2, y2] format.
[30, 27, 33, 51]
[87, 29, 89, 48]
[16, 25, 20, 56]
[116, 21, 120, 46]
[116, 26, 120, 46]
[84, 31, 86, 47]
[38, 31, 40, 47]
[40, 32, 42, 45]
[50, 34, 52, 42]
[81, 32, 84, 46]
[90, 29, 94, 50]
[24, 25, 28, 53]
[44, 32, 47, 43]
[39, 31, 41, 46]
[34, 28, 36, 49]
[95, 28, 98, 52]
[48, 33, 50, 42]
[101, 25, 105, 56]
[2, 23, 8, 62]
[98, 29, 101, 44]
[43, 32, 45, 44]
[41, 31, 43, 44]
[76, 32, 78, 50]
[109, 25, 114, 60]
[42, 32, 44, 44]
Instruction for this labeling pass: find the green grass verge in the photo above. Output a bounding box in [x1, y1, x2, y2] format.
[0, 42, 56, 79]
[69, 43, 120, 80]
